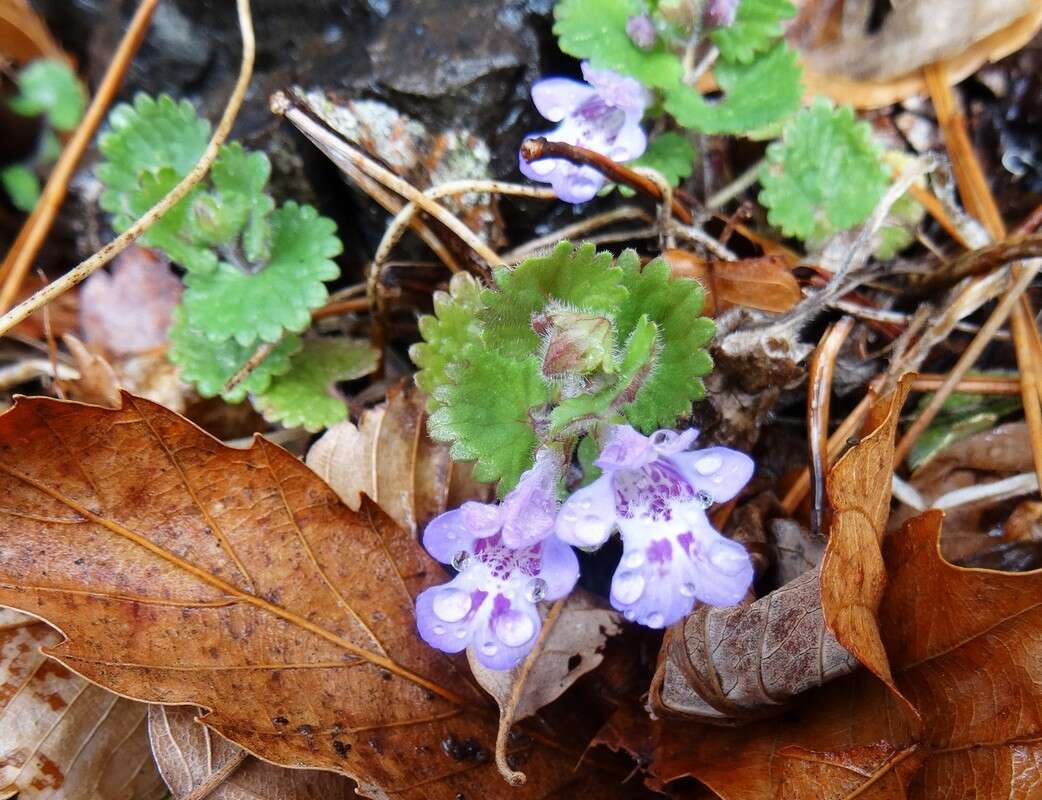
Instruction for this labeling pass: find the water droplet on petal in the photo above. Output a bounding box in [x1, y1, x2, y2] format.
[562, 506, 579, 523]
[709, 544, 748, 575]
[432, 624, 446, 635]
[480, 641, 499, 656]
[574, 515, 605, 545]
[695, 454, 723, 475]
[612, 571, 645, 605]
[432, 588, 471, 623]
[680, 582, 697, 597]
[455, 629, 467, 639]
[643, 612, 664, 628]
[624, 609, 637, 621]
[524, 577, 548, 603]
[577, 498, 592, 510]
[451, 550, 472, 571]
[622, 550, 645, 569]
[495, 610, 536, 648]
[696, 490, 714, 509]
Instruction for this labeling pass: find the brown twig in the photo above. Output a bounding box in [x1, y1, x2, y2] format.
[519, 137, 695, 224]
[221, 341, 277, 395]
[0, 0, 161, 312]
[916, 234, 1042, 288]
[910, 374, 1021, 395]
[0, 0, 256, 339]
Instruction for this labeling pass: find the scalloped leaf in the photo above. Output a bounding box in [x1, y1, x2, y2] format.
[664, 42, 802, 135]
[206, 142, 276, 261]
[428, 347, 550, 492]
[709, 0, 796, 64]
[253, 338, 378, 431]
[409, 271, 485, 413]
[181, 201, 342, 345]
[1, 164, 40, 212]
[126, 166, 216, 273]
[625, 132, 695, 188]
[554, 0, 683, 89]
[10, 59, 86, 131]
[482, 241, 628, 359]
[615, 251, 715, 430]
[759, 99, 889, 240]
[97, 94, 210, 219]
[168, 308, 300, 403]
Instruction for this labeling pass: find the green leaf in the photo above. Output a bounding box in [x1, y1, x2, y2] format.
[10, 59, 86, 131]
[759, 99, 889, 240]
[182, 201, 342, 345]
[873, 190, 924, 260]
[908, 388, 1021, 471]
[554, 0, 684, 89]
[127, 166, 216, 273]
[409, 272, 485, 412]
[253, 338, 378, 431]
[615, 251, 715, 430]
[1, 165, 40, 212]
[549, 314, 658, 436]
[168, 308, 300, 403]
[626, 132, 695, 187]
[482, 241, 628, 358]
[710, 0, 796, 64]
[664, 42, 802, 134]
[207, 142, 276, 261]
[428, 348, 551, 492]
[577, 433, 603, 487]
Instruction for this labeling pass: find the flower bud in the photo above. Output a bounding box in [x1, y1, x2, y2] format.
[626, 14, 657, 50]
[535, 309, 615, 376]
[657, 0, 695, 31]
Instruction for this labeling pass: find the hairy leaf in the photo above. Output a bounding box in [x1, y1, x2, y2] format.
[615, 252, 714, 431]
[168, 308, 300, 402]
[149, 705, 354, 799]
[182, 202, 341, 345]
[0, 609, 165, 799]
[428, 348, 550, 491]
[553, 0, 684, 89]
[252, 337, 378, 431]
[203, 142, 276, 261]
[759, 100, 889, 240]
[482, 241, 628, 359]
[0, 394, 635, 799]
[664, 43, 802, 135]
[410, 272, 485, 413]
[709, 0, 796, 64]
[306, 383, 491, 535]
[10, 58, 86, 130]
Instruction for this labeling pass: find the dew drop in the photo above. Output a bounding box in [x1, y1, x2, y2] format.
[451, 550, 472, 571]
[577, 498, 592, 511]
[643, 612, 665, 628]
[624, 609, 637, 621]
[455, 629, 467, 639]
[695, 490, 714, 509]
[524, 577, 548, 603]
[612, 571, 646, 605]
[709, 544, 748, 575]
[695, 454, 723, 475]
[622, 550, 645, 569]
[680, 582, 697, 597]
[433, 588, 471, 622]
[574, 515, 605, 545]
[432, 624, 446, 635]
[480, 641, 499, 656]
[495, 610, 536, 648]
[562, 507, 579, 523]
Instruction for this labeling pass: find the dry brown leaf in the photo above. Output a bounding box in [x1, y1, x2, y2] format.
[79, 247, 182, 357]
[63, 334, 121, 409]
[468, 589, 621, 785]
[148, 704, 355, 800]
[306, 383, 489, 534]
[0, 393, 633, 799]
[0, 0, 67, 64]
[651, 378, 913, 722]
[794, 0, 1042, 108]
[664, 251, 801, 316]
[0, 608, 165, 800]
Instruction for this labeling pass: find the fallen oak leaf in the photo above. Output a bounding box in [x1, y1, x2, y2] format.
[0, 608, 165, 800]
[149, 704, 355, 799]
[0, 392, 633, 799]
[468, 589, 622, 785]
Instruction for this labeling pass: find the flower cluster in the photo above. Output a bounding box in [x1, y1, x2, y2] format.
[416, 426, 754, 670]
[519, 62, 648, 203]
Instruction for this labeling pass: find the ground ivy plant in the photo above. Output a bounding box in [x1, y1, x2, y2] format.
[96, 94, 376, 431]
[411, 240, 714, 493]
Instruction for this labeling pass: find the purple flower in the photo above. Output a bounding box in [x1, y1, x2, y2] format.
[520, 62, 649, 203]
[556, 425, 754, 629]
[415, 453, 578, 670]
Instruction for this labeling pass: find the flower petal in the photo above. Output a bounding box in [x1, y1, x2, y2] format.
[473, 593, 542, 670]
[531, 77, 596, 122]
[550, 164, 604, 204]
[594, 424, 658, 470]
[536, 534, 580, 600]
[579, 62, 649, 114]
[605, 121, 647, 163]
[555, 475, 617, 548]
[671, 446, 754, 504]
[499, 452, 558, 548]
[610, 537, 695, 628]
[415, 572, 488, 654]
[680, 519, 753, 606]
[422, 508, 478, 565]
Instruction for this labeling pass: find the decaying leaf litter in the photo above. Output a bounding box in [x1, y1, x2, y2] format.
[1, 0, 1042, 798]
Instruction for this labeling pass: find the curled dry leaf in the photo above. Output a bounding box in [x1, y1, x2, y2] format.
[0, 608, 165, 800]
[467, 589, 622, 785]
[148, 704, 355, 800]
[306, 382, 490, 534]
[0, 393, 633, 799]
[663, 251, 802, 316]
[62, 333, 121, 409]
[651, 377, 913, 722]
